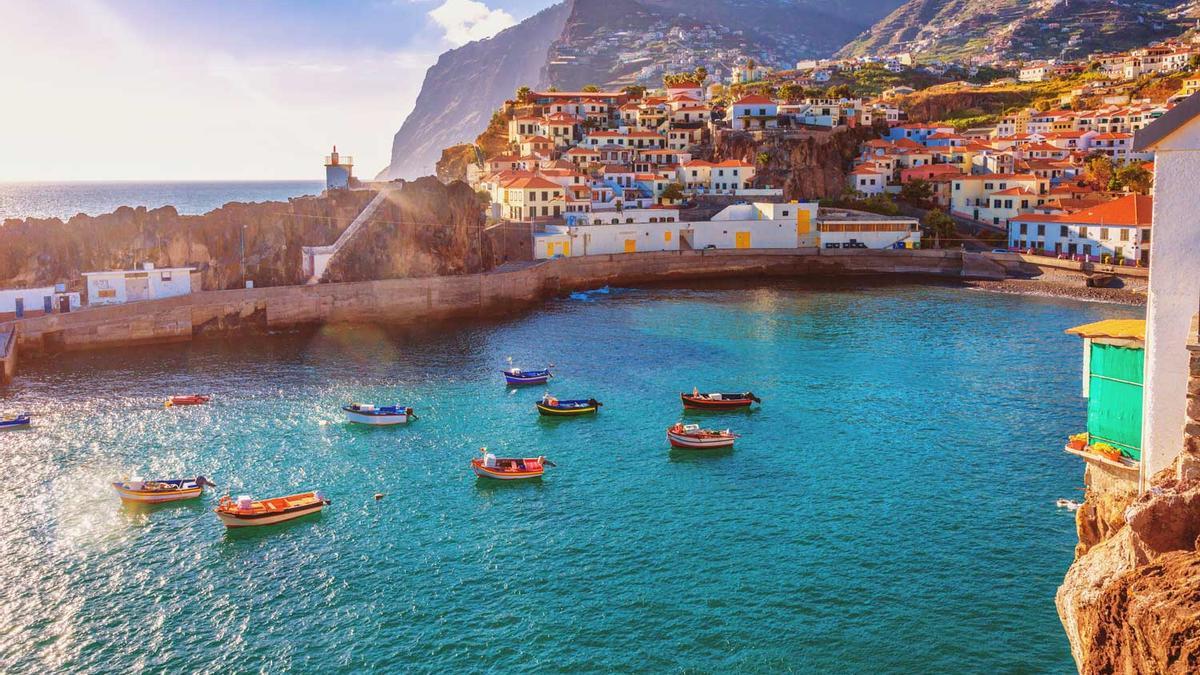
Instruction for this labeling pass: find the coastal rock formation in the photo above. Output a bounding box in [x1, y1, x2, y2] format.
[1058, 455, 1200, 672]
[0, 192, 371, 291]
[323, 178, 492, 282]
[0, 181, 522, 293]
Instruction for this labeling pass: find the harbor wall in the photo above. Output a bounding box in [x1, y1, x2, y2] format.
[2, 249, 964, 363]
[0, 329, 15, 384]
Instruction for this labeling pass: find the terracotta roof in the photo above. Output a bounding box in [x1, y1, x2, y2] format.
[1012, 194, 1153, 226]
[990, 187, 1036, 196]
[734, 94, 776, 105]
[505, 176, 562, 190]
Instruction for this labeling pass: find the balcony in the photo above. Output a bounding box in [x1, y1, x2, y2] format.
[325, 155, 353, 166]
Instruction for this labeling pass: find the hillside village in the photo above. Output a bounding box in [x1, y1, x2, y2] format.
[446, 31, 1200, 266]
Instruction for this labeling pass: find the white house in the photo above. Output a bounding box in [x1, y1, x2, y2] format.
[728, 95, 778, 130]
[849, 166, 886, 195]
[0, 286, 81, 320]
[1006, 194, 1153, 263]
[83, 263, 196, 306]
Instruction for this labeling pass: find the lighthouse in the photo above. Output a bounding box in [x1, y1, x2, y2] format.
[325, 146, 353, 190]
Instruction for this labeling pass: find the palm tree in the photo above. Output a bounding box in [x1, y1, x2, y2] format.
[515, 86, 532, 103]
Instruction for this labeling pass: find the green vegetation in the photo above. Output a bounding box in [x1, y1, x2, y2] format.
[821, 191, 901, 217]
[922, 209, 956, 249]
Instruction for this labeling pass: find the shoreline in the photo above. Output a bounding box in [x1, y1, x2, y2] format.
[964, 277, 1147, 306]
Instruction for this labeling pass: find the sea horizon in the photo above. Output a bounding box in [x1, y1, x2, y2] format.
[0, 179, 327, 221]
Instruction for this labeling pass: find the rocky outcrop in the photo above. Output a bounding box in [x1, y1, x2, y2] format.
[322, 178, 493, 282]
[0, 191, 373, 291]
[710, 125, 883, 200]
[1058, 341, 1200, 675]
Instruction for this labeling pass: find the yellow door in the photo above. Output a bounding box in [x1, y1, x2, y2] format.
[735, 232, 751, 249]
[545, 242, 555, 258]
[664, 230, 672, 243]
[796, 209, 811, 235]
[624, 239, 637, 253]
[562, 241, 571, 256]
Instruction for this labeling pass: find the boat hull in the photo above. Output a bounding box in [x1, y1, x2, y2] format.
[535, 400, 599, 416]
[167, 396, 210, 407]
[112, 483, 203, 503]
[505, 374, 550, 386]
[667, 431, 736, 449]
[216, 501, 327, 528]
[0, 420, 31, 431]
[680, 394, 756, 410]
[471, 462, 544, 480]
[344, 410, 409, 425]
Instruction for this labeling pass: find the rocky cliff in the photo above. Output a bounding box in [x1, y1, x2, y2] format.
[709, 125, 883, 200]
[1058, 345, 1200, 673]
[379, 2, 571, 181]
[382, 0, 904, 180]
[0, 181, 518, 292]
[840, 0, 1195, 63]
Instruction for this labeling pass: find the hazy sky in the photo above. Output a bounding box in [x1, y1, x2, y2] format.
[0, 0, 553, 181]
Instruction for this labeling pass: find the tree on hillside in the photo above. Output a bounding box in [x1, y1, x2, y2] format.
[900, 179, 933, 206]
[1083, 152, 1115, 189]
[1116, 163, 1153, 195]
[825, 84, 852, 99]
[661, 183, 685, 202]
[923, 209, 956, 249]
[515, 86, 532, 103]
[622, 85, 647, 99]
[581, 84, 601, 93]
[693, 66, 708, 84]
[755, 151, 771, 167]
[547, 85, 559, 93]
[777, 83, 803, 103]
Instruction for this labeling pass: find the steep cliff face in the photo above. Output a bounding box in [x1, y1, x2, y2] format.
[710, 126, 882, 200]
[0, 192, 372, 291]
[379, 2, 571, 181]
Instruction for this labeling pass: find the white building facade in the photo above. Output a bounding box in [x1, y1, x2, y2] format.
[83, 264, 196, 306]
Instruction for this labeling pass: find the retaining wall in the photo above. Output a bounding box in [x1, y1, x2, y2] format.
[1, 249, 965, 364]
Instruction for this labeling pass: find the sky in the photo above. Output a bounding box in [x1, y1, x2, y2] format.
[0, 0, 554, 182]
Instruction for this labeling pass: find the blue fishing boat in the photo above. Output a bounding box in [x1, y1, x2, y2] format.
[343, 403, 416, 426]
[535, 394, 601, 416]
[502, 367, 552, 386]
[0, 413, 31, 430]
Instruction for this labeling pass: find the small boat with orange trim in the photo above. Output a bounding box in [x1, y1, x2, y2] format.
[535, 394, 601, 416]
[166, 394, 211, 407]
[214, 491, 331, 528]
[471, 447, 555, 480]
[680, 389, 760, 410]
[667, 423, 738, 449]
[112, 476, 215, 503]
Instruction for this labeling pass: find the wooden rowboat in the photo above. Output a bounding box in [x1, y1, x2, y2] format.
[343, 403, 416, 425]
[535, 395, 601, 416]
[166, 394, 211, 407]
[667, 423, 738, 449]
[0, 412, 31, 430]
[112, 476, 214, 503]
[471, 448, 553, 480]
[680, 391, 760, 410]
[502, 367, 552, 386]
[215, 491, 330, 528]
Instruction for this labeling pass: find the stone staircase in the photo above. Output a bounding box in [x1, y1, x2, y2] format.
[303, 190, 390, 285]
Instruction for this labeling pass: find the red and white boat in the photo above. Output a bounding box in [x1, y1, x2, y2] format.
[667, 423, 738, 449]
[680, 390, 760, 410]
[471, 448, 554, 480]
[166, 394, 211, 407]
[215, 491, 330, 527]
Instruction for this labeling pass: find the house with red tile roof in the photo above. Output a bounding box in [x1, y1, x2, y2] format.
[1007, 194, 1153, 263]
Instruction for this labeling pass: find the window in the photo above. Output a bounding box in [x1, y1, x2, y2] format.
[1119, 229, 1129, 242]
[1079, 226, 1088, 238]
[161, 271, 172, 282]
[1084, 244, 1093, 255]
[1060, 226, 1069, 238]
[1037, 224, 1045, 236]
[1019, 223, 1027, 235]
[1100, 227, 1109, 240]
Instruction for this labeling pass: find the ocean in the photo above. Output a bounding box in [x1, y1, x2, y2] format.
[0, 281, 1141, 672]
[0, 181, 326, 221]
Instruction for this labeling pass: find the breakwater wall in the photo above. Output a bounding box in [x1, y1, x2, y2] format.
[0, 329, 15, 384]
[2, 249, 966, 365]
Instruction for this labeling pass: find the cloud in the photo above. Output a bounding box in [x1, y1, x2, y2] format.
[427, 0, 515, 46]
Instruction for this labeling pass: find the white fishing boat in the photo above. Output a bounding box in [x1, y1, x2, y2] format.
[342, 403, 415, 426]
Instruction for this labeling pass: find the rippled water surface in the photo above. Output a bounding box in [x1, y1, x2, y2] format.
[0, 282, 1142, 672]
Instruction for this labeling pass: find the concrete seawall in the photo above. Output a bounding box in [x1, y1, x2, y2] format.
[0, 329, 15, 384]
[1, 249, 967, 367]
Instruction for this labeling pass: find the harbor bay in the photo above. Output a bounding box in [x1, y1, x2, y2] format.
[0, 281, 1141, 671]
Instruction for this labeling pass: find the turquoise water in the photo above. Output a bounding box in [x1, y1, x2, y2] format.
[0, 281, 1141, 672]
[0, 181, 325, 220]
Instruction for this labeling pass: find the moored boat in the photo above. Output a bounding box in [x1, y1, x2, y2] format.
[471, 448, 554, 480]
[502, 367, 553, 386]
[680, 390, 760, 410]
[166, 394, 211, 407]
[112, 475, 215, 503]
[215, 491, 331, 527]
[535, 394, 601, 416]
[343, 403, 416, 425]
[0, 412, 31, 430]
[667, 423, 738, 449]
